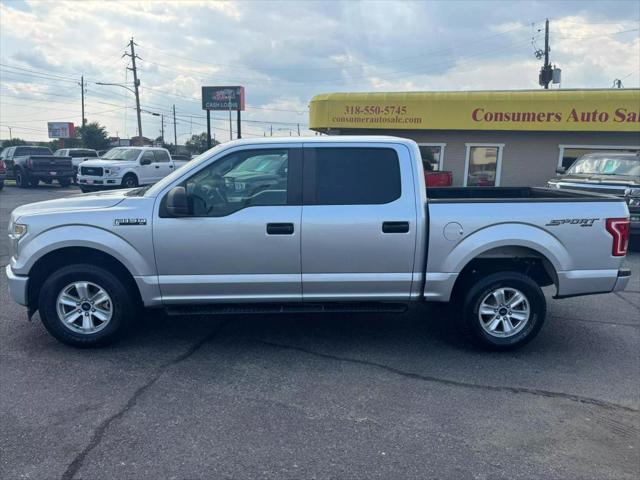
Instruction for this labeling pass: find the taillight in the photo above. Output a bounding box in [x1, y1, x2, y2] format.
[605, 218, 630, 256]
[0, 160, 5, 172]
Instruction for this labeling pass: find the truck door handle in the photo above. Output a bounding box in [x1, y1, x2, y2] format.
[169, 165, 174, 168]
[267, 223, 294, 235]
[382, 221, 409, 233]
[155, 165, 160, 169]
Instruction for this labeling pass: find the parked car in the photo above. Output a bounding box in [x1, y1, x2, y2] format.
[548, 152, 639, 237]
[76, 146, 187, 192]
[6, 137, 631, 349]
[0, 145, 73, 188]
[425, 170, 453, 187]
[54, 148, 98, 183]
[0, 158, 6, 190]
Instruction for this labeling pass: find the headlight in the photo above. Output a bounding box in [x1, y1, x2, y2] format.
[11, 223, 27, 239]
[105, 167, 121, 176]
[624, 188, 640, 207]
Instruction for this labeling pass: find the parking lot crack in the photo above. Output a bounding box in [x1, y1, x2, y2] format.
[60, 320, 229, 480]
[257, 340, 639, 413]
[614, 292, 640, 311]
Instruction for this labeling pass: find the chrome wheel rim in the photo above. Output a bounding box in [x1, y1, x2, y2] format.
[56, 282, 113, 334]
[478, 287, 530, 338]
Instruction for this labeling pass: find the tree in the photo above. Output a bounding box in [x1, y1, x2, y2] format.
[77, 122, 110, 150]
[185, 132, 218, 154]
[1, 138, 28, 148]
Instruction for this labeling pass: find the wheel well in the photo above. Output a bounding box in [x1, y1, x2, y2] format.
[451, 246, 557, 301]
[27, 247, 142, 310]
[122, 172, 137, 180]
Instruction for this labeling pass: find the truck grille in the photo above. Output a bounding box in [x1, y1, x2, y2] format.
[80, 166, 104, 176]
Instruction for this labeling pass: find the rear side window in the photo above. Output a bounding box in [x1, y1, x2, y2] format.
[154, 150, 170, 162]
[311, 147, 401, 205]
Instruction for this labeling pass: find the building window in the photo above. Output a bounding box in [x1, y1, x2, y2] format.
[558, 145, 640, 170]
[464, 144, 504, 187]
[418, 143, 446, 171]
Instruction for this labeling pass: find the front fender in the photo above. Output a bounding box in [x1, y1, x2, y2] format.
[11, 224, 155, 277]
[441, 223, 571, 274]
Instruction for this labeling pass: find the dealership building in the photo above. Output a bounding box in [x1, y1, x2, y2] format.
[309, 89, 640, 187]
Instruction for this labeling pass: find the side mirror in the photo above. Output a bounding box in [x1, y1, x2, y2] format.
[166, 186, 189, 216]
[555, 166, 566, 175]
[140, 157, 152, 166]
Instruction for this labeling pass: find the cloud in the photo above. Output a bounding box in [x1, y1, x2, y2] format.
[1, 0, 638, 141]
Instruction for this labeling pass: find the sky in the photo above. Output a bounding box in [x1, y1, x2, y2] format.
[1, 0, 639, 143]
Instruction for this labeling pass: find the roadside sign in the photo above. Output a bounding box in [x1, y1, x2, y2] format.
[201, 86, 245, 111]
[47, 122, 75, 139]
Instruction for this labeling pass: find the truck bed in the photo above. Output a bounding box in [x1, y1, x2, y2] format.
[426, 186, 621, 202]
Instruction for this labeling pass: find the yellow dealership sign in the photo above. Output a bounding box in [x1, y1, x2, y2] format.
[309, 89, 640, 133]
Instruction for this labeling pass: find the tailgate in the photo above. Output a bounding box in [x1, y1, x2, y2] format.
[29, 156, 72, 171]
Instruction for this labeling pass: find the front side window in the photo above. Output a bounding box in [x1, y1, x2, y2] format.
[312, 147, 401, 205]
[180, 149, 289, 217]
[141, 151, 155, 163]
[466, 146, 501, 187]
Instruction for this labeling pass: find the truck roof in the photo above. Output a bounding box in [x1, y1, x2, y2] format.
[221, 135, 417, 147]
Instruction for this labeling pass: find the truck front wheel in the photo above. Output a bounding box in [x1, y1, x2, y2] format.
[461, 271, 546, 351]
[15, 169, 31, 188]
[38, 264, 134, 347]
[121, 174, 138, 188]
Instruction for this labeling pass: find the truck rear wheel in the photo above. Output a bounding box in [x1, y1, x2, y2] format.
[38, 264, 134, 347]
[461, 271, 546, 351]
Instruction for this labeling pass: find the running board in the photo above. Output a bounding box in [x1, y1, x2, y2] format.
[164, 302, 408, 316]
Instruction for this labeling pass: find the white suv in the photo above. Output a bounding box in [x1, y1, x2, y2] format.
[77, 147, 184, 192]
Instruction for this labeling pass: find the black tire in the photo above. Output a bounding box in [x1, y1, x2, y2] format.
[38, 264, 135, 347]
[15, 168, 31, 188]
[121, 173, 138, 188]
[58, 177, 71, 187]
[461, 271, 546, 351]
[79, 187, 92, 193]
[0, 180, 4, 191]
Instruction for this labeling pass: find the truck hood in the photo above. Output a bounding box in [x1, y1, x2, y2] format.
[80, 159, 138, 168]
[11, 189, 128, 220]
[549, 173, 640, 188]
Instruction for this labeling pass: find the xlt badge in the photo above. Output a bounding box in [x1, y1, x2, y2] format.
[545, 218, 598, 227]
[114, 218, 147, 226]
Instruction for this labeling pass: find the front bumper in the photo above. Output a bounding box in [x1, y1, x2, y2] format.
[77, 176, 123, 188]
[6, 265, 28, 306]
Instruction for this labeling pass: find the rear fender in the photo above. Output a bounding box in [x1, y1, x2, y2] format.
[442, 223, 570, 275]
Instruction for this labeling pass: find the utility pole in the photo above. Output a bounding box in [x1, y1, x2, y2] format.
[161, 114, 165, 144]
[297, 123, 300, 136]
[80, 76, 86, 127]
[538, 19, 553, 89]
[124, 38, 143, 138]
[270, 125, 273, 137]
[173, 104, 177, 150]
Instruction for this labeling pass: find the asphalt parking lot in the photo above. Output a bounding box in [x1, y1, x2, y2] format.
[1, 184, 638, 480]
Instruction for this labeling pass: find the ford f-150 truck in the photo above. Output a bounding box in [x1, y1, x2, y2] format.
[548, 152, 640, 237]
[6, 137, 631, 350]
[0, 145, 73, 188]
[77, 146, 186, 192]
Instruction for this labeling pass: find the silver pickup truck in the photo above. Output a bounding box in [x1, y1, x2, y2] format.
[6, 137, 631, 350]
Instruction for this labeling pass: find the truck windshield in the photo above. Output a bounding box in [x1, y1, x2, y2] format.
[568, 156, 640, 176]
[15, 147, 52, 156]
[101, 148, 140, 161]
